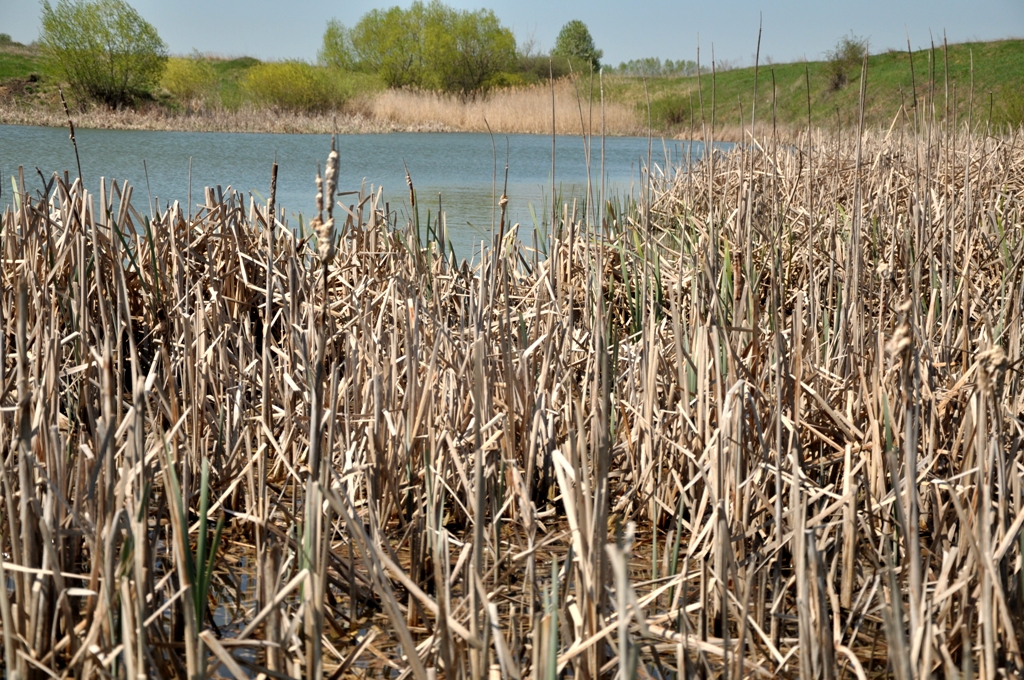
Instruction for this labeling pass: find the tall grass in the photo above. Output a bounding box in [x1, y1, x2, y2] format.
[1, 113, 1023, 680]
[370, 79, 640, 135]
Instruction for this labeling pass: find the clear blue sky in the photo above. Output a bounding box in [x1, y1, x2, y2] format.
[3, 0, 1022, 66]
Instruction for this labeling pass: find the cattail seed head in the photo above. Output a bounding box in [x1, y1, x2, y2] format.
[314, 215, 336, 264]
[315, 172, 324, 218]
[324, 150, 339, 218]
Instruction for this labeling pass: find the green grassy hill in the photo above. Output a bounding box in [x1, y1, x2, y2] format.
[3, 38, 1022, 132]
[606, 39, 1024, 134]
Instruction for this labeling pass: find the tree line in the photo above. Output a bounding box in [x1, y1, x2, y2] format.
[37, 0, 611, 109]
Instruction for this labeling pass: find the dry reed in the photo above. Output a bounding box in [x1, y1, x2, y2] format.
[1, 116, 1023, 680]
[0, 79, 640, 136]
[370, 80, 641, 135]
[0, 102, 443, 134]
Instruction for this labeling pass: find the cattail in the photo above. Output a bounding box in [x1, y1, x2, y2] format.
[314, 215, 335, 264]
[324, 149, 339, 220]
[315, 170, 324, 220]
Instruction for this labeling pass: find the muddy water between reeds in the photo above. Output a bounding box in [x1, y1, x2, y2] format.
[0, 124, 720, 256]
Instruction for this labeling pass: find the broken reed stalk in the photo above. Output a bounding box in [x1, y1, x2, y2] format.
[1, 118, 1023, 680]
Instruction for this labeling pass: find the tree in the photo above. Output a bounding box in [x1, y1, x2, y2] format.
[422, 4, 516, 94]
[348, 4, 428, 88]
[322, 1, 516, 94]
[552, 20, 602, 69]
[318, 19, 355, 71]
[40, 0, 167, 108]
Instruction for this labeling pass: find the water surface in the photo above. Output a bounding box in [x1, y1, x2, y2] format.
[1, 125, 717, 255]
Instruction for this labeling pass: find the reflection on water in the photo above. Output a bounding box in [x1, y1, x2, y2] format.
[1, 125, 724, 256]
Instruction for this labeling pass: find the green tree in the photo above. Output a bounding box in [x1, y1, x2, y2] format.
[318, 19, 355, 71]
[324, 1, 516, 94]
[552, 20, 602, 69]
[423, 4, 516, 94]
[40, 0, 167, 107]
[349, 4, 427, 87]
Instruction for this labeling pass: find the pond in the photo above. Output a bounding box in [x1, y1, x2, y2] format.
[1, 125, 719, 256]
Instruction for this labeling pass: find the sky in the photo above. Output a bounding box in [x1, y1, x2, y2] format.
[3, 0, 1023, 67]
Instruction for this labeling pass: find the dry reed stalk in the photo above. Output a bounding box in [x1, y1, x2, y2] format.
[370, 81, 641, 136]
[1, 118, 1023, 680]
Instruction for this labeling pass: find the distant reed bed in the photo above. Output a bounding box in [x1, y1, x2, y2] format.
[1, 79, 640, 136]
[0, 101, 415, 133]
[1, 117, 1023, 680]
[370, 79, 641, 135]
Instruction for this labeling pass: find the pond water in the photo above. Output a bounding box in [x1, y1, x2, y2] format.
[1, 124, 718, 256]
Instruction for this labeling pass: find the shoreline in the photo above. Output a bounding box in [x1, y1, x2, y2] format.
[0, 102, 451, 135]
[0, 103, 771, 142]
[0, 82, 651, 138]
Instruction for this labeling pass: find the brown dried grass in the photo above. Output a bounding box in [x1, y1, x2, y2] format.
[1, 117, 1024, 680]
[0, 79, 641, 136]
[370, 79, 641, 135]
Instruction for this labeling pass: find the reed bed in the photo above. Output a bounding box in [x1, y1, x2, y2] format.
[1, 119, 1023, 680]
[0, 79, 640, 136]
[0, 102, 444, 134]
[370, 80, 641, 136]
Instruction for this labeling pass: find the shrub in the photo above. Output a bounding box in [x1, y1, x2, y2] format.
[649, 94, 695, 129]
[161, 55, 216, 108]
[243, 61, 346, 112]
[39, 0, 167, 107]
[826, 33, 868, 91]
[518, 54, 592, 83]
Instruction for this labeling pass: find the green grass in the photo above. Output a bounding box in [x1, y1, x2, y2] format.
[4, 39, 1022, 129]
[208, 56, 259, 109]
[604, 38, 1024, 132]
[0, 45, 44, 80]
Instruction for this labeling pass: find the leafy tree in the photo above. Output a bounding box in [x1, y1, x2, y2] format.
[348, 4, 428, 87]
[323, 2, 516, 94]
[423, 4, 516, 94]
[318, 18, 355, 71]
[552, 20, 602, 69]
[40, 0, 167, 107]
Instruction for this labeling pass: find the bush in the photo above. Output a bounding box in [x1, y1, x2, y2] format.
[243, 61, 346, 112]
[161, 55, 216, 108]
[649, 94, 695, 129]
[40, 0, 167, 107]
[517, 54, 592, 83]
[826, 33, 868, 91]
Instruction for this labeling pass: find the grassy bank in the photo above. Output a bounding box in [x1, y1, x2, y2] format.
[624, 38, 1024, 134]
[2, 112, 1024, 679]
[4, 38, 1023, 137]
